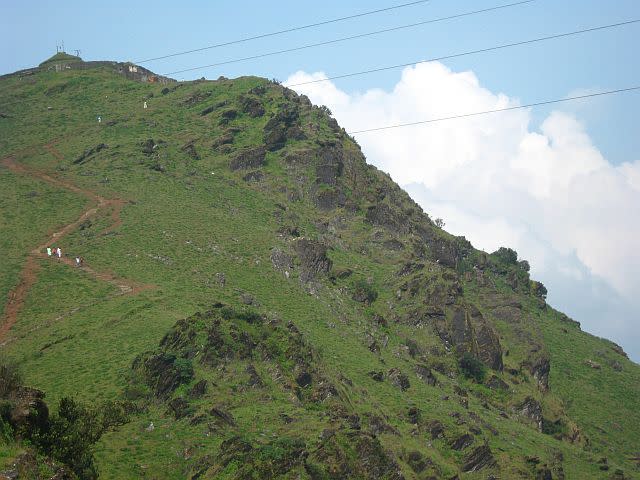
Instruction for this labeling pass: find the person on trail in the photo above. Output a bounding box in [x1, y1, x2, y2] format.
[97, 115, 102, 123]
[56, 247, 62, 259]
[143, 101, 147, 109]
[46, 247, 52, 257]
[75, 256, 82, 267]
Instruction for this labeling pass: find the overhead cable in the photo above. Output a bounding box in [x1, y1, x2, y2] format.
[135, 0, 435, 64]
[347, 86, 640, 134]
[163, 0, 535, 76]
[287, 19, 640, 87]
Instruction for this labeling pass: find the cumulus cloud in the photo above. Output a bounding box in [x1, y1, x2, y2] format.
[285, 63, 640, 360]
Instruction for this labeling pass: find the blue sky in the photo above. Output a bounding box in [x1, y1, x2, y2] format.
[2, 1, 640, 360]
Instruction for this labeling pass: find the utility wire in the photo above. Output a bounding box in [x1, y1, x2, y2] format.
[163, 0, 535, 76]
[136, 0, 434, 64]
[347, 86, 640, 134]
[287, 19, 640, 87]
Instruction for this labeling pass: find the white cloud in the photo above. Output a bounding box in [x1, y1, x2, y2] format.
[286, 63, 640, 360]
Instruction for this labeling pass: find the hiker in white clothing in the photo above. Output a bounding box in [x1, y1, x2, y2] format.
[56, 247, 62, 259]
[75, 256, 82, 267]
[143, 101, 147, 109]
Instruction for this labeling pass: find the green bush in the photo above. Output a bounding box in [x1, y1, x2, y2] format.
[458, 353, 486, 382]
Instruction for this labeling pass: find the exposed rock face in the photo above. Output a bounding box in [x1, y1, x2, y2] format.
[293, 238, 332, 282]
[516, 396, 543, 431]
[524, 354, 551, 392]
[486, 375, 509, 390]
[314, 189, 346, 211]
[188, 379, 208, 399]
[388, 368, 410, 391]
[462, 445, 497, 472]
[414, 365, 437, 386]
[263, 104, 300, 151]
[168, 397, 192, 419]
[450, 433, 475, 450]
[271, 248, 293, 275]
[229, 146, 266, 170]
[445, 305, 503, 371]
[239, 95, 265, 117]
[310, 432, 405, 480]
[366, 204, 411, 234]
[315, 145, 344, 185]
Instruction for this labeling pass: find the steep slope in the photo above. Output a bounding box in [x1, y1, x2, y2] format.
[0, 60, 638, 479]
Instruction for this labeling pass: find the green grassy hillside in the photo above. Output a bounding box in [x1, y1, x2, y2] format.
[0, 60, 638, 479]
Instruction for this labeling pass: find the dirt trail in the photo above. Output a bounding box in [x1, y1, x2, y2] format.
[0, 149, 153, 342]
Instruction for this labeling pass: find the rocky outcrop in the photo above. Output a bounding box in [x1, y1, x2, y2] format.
[263, 103, 301, 151]
[414, 365, 437, 386]
[523, 354, 550, 392]
[515, 396, 543, 431]
[388, 368, 410, 391]
[293, 238, 332, 282]
[239, 95, 265, 117]
[450, 433, 475, 450]
[444, 305, 503, 371]
[462, 445, 497, 472]
[229, 146, 266, 170]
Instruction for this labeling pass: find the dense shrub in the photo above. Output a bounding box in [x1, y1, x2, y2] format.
[458, 353, 486, 383]
[491, 247, 518, 265]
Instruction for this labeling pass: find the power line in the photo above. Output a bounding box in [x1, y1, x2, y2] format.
[135, 0, 434, 64]
[163, 0, 535, 76]
[287, 19, 640, 87]
[347, 86, 640, 134]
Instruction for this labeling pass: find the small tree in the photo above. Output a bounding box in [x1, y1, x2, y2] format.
[434, 218, 445, 228]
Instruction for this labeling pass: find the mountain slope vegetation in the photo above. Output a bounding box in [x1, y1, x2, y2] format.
[0, 57, 638, 479]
